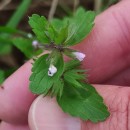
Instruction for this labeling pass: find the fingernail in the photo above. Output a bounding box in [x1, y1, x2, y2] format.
[63, 117, 81, 130]
[29, 95, 81, 130]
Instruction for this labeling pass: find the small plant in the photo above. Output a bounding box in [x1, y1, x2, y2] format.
[25, 8, 110, 122]
[0, 5, 110, 122]
[0, 0, 119, 86]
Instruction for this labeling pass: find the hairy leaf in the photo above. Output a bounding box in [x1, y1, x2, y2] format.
[57, 83, 110, 122]
[64, 71, 83, 88]
[55, 23, 69, 44]
[65, 69, 86, 80]
[29, 14, 50, 43]
[51, 19, 64, 31]
[51, 79, 64, 97]
[64, 60, 81, 71]
[64, 8, 95, 46]
[30, 54, 64, 95]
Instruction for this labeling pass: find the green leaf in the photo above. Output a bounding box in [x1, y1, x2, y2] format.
[51, 79, 64, 97]
[0, 26, 17, 34]
[12, 38, 35, 58]
[64, 59, 80, 71]
[50, 18, 70, 45]
[29, 53, 64, 95]
[0, 26, 26, 36]
[0, 0, 31, 56]
[65, 69, 86, 80]
[64, 71, 83, 88]
[0, 44, 12, 55]
[57, 83, 110, 122]
[29, 14, 50, 43]
[46, 25, 58, 42]
[55, 23, 69, 45]
[64, 59, 87, 88]
[0, 70, 5, 84]
[50, 19, 65, 31]
[0, 37, 12, 55]
[29, 7, 95, 46]
[4, 68, 16, 78]
[64, 8, 96, 46]
[0, 0, 31, 55]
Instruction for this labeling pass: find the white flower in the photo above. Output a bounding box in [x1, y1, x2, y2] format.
[73, 52, 86, 61]
[48, 64, 57, 76]
[32, 40, 39, 48]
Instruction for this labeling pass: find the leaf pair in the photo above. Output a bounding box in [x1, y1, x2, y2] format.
[11, 7, 95, 59]
[57, 83, 110, 122]
[29, 7, 95, 46]
[29, 14, 69, 45]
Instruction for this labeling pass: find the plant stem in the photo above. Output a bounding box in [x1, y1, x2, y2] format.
[48, 0, 59, 21]
[0, 0, 11, 10]
[94, 0, 102, 13]
[73, 0, 79, 13]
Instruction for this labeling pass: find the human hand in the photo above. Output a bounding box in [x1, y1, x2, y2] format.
[0, 0, 130, 129]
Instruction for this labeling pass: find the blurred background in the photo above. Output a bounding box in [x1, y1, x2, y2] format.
[0, 0, 119, 83]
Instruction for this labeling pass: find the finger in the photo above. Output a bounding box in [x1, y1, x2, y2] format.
[0, 61, 36, 124]
[29, 85, 130, 130]
[0, 122, 29, 130]
[28, 96, 81, 130]
[73, 0, 130, 83]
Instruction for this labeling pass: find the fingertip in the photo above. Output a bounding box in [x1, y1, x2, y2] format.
[73, 0, 130, 83]
[29, 95, 81, 130]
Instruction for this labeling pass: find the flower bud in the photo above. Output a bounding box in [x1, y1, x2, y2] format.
[32, 40, 39, 48]
[27, 33, 33, 38]
[48, 64, 57, 76]
[73, 52, 86, 61]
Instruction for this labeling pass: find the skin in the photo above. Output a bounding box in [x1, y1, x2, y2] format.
[0, 0, 130, 129]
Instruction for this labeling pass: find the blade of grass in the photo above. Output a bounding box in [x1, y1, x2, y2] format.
[7, 0, 32, 28]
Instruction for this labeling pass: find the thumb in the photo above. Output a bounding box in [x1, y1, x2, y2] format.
[28, 84, 130, 130]
[28, 96, 81, 130]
